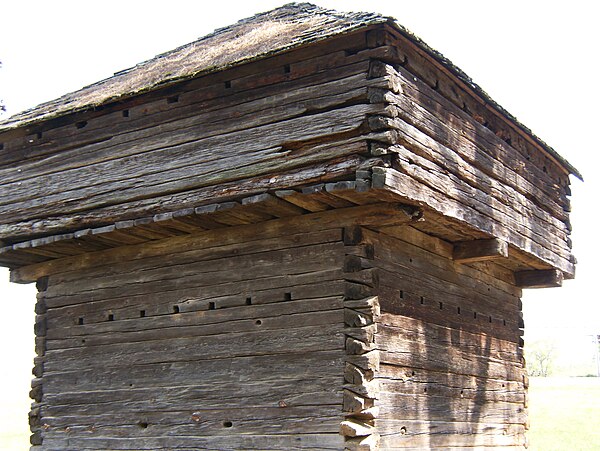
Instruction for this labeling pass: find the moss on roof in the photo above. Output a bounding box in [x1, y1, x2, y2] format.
[0, 2, 580, 179]
[0, 3, 388, 132]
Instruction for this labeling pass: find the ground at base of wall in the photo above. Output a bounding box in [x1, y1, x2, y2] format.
[3, 377, 599, 450]
[526, 376, 600, 451]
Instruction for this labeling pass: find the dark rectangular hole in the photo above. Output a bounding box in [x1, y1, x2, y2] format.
[140, 310, 146, 318]
[172, 305, 180, 314]
[420, 296, 424, 305]
[75, 121, 87, 129]
[224, 80, 231, 89]
[0, 143, 4, 150]
[489, 316, 493, 323]
[36, 132, 43, 139]
[283, 64, 291, 73]
[457, 307, 461, 314]
[246, 297, 252, 305]
[439, 302, 443, 310]
[473, 312, 477, 319]
[503, 319, 507, 326]
[399, 290, 404, 299]
[284, 292, 292, 301]
[122, 109, 130, 117]
[107, 313, 114, 321]
[78, 317, 84, 325]
[167, 95, 179, 104]
[208, 302, 216, 310]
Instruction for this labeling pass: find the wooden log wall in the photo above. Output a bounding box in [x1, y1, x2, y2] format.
[363, 226, 528, 449]
[0, 25, 575, 279]
[366, 46, 574, 275]
[341, 226, 382, 450]
[0, 30, 398, 243]
[30, 225, 356, 450]
[0, 12, 574, 450]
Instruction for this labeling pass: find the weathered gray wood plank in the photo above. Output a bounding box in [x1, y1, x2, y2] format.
[372, 166, 574, 276]
[385, 146, 570, 258]
[1, 151, 370, 242]
[44, 324, 345, 372]
[374, 61, 569, 210]
[12, 203, 416, 283]
[453, 238, 509, 263]
[43, 350, 345, 392]
[0, 103, 378, 224]
[43, 241, 345, 299]
[515, 269, 563, 288]
[47, 305, 345, 349]
[41, 433, 344, 450]
[0, 36, 375, 167]
[48, 228, 342, 285]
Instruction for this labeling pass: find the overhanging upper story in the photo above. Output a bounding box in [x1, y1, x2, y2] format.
[0, 3, 579, 285]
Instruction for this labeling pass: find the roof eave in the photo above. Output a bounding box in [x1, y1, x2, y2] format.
[383, 21, 582, 181]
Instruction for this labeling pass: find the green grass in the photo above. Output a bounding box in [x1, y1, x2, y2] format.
[528, 377, 600, 450]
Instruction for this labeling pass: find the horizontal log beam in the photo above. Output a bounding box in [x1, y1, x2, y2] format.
[453, 238, 508, 264]
[514, 269, 563, 288]
[371, 166, 575, 277]
[10, 203, 418, 284]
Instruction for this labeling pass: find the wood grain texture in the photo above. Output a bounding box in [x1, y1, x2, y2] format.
[366, 229, 527, 449]
[34, 225, 348, 449]
[3, 17, 575, 449]
[453, 239, 509, 263]
[515, 269, 563, 288]
[11, 203, 417, 283]
[372, 166, 574, 276]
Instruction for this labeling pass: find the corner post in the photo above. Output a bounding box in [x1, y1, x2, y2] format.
[341, 226, 381, 450]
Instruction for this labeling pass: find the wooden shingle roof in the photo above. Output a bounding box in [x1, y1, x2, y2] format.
[0, 3, 578, 282]
[0, 3, 388, 131]
[0, 2, 580, 179]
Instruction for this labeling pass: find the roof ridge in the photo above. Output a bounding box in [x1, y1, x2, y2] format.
[0, 3, 581, 178]
[0, 2, 387, 132]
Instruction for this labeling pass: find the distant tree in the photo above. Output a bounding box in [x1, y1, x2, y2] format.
[526, 340, 555, 377]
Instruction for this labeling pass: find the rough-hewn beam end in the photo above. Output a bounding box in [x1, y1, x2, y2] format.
[453, 238, 509, 263]
[515, 269, 563, 288]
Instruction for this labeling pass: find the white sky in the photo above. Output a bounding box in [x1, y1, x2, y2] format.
[0, 0, 599, 446]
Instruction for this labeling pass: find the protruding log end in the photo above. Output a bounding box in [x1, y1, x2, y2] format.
[453, 238, 508, 263]
[515, 269, 563, 288]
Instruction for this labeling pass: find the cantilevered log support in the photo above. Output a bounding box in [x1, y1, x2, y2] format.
[453, 238, 509, 263]
[371, 166, 575, 277]
[9, 203, 419, 284]
[515, 269, 564, 288]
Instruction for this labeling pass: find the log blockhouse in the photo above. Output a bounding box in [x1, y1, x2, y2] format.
[0, 3, 579, 450]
